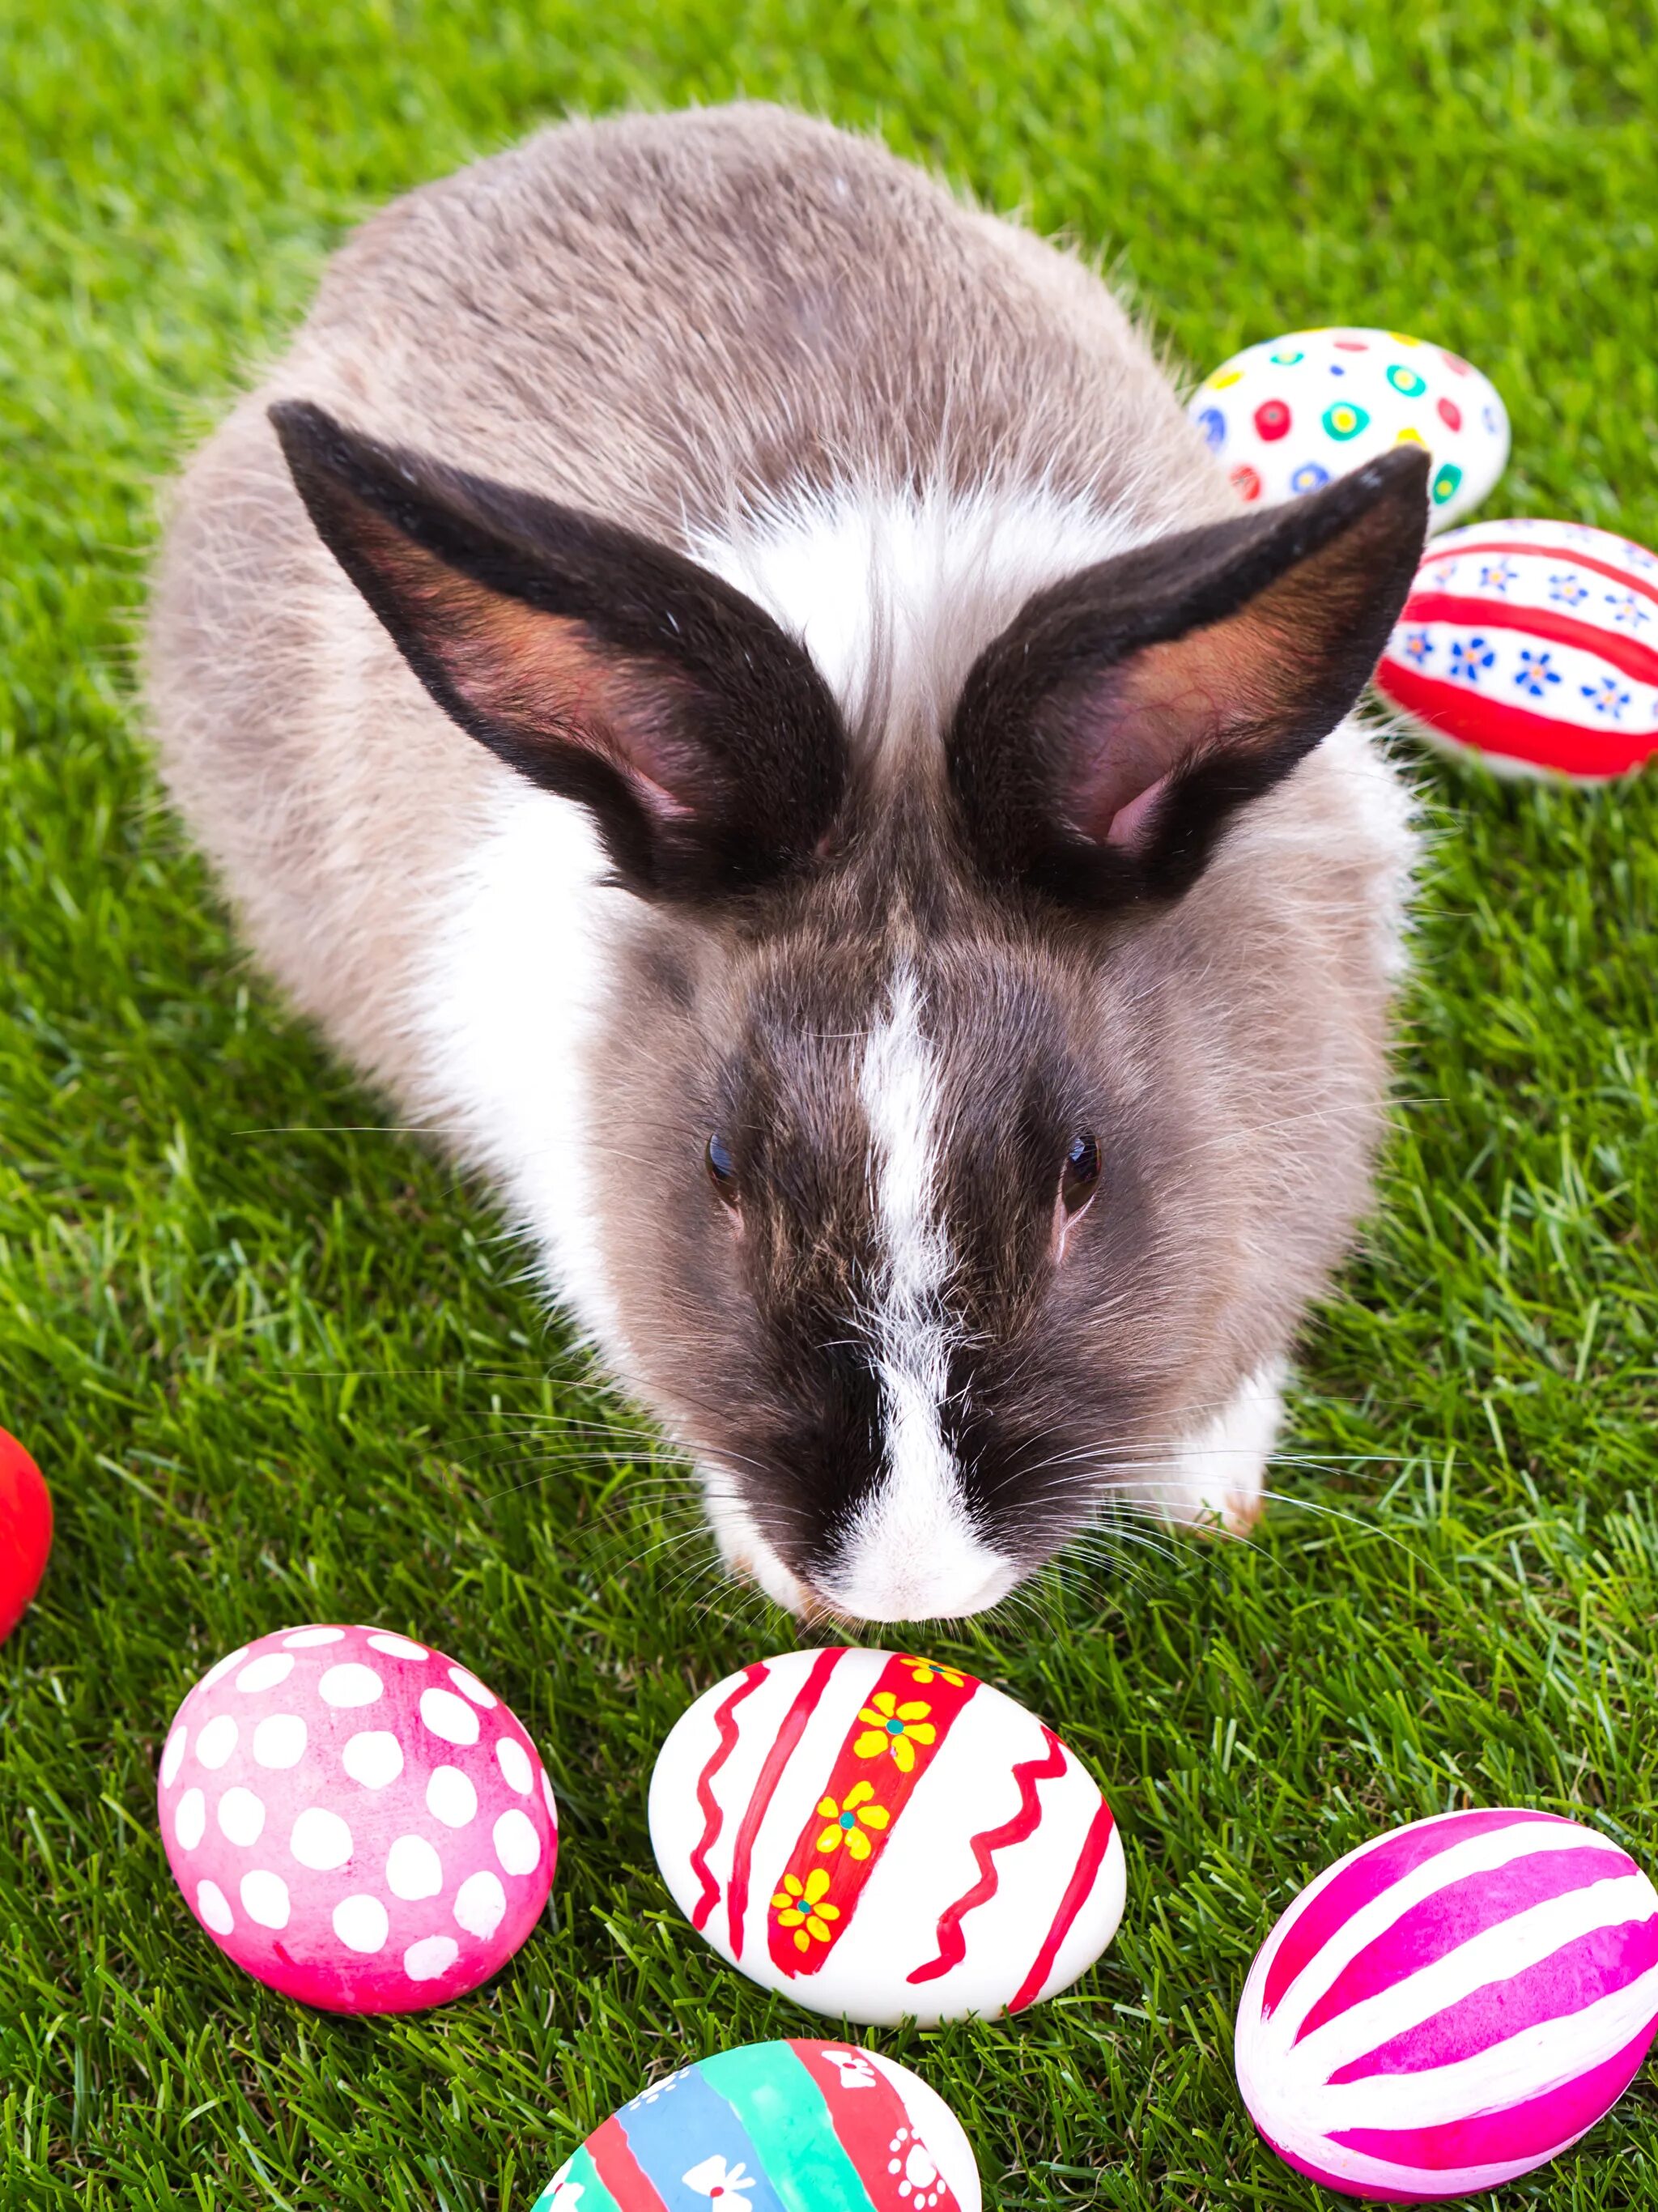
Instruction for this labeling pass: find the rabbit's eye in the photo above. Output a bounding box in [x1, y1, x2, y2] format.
[1061, 1130, 1100, 1216]
[706, 1132, 739, 1206]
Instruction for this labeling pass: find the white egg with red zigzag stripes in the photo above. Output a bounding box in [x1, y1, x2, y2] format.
[648, 1647, 1124, 2024]
[1235, 1807, 1658, 2200]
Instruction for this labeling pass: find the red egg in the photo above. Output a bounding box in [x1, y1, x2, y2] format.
[0, 1427, 53, 1645]
[1375, 519, 1658, 780]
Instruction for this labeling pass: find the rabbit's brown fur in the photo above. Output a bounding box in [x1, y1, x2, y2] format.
[146, 105, 1423, 1619]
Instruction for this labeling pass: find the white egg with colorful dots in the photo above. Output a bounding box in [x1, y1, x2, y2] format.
[1188, 327, 1509, 532]
[157, 1625, 558, 2012]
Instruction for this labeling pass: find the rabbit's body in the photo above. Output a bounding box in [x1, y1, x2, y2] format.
[147, 106, 1422, 1619]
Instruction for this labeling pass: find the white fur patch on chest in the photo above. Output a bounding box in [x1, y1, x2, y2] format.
[689, 482, 1141, 743]
[410, 784, 626, 1361]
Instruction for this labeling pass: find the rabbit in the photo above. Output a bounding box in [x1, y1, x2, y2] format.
[144, 103, 1429, 1623]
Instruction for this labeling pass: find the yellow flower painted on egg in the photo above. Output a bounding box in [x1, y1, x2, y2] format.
[814, 1780, 891, 1860]
[772, 1866, 840, 1950]
[852, 1691, 936, 1773]
[897, 1657, 965, 1688]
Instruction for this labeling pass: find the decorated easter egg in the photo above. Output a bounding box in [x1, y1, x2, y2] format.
[158, 1624, 557, 2011]
[649, 1646, 1124, 2025]
[1189, 327, 1508, 531]
[1235, 1807, 1658, 2201]
[0, 1427, 53, 1646]
[532, 2037, 981, 2212]
[1374, 517, 1658, 779]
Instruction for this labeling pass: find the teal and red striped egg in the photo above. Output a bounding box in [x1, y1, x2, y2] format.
[1188, 327, 1508, 532]
[1374, 517, 1658, 779]
[648, 1647, 1124, 2026]
[532, 2039, 980, 2212]
[1235, 1808, 1658, 2201]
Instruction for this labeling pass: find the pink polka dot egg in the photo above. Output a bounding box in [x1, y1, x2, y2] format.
[158, 1624, 558, 2012]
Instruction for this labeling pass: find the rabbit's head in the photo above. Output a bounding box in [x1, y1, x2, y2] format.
[273, 401, 1427, 1619]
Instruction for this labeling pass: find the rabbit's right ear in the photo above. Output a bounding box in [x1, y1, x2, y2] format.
[269, 401, 848, 903]
[946, 448, 1429, 908]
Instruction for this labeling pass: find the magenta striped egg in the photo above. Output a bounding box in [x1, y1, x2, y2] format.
[1235, 1809, 1658, 2200]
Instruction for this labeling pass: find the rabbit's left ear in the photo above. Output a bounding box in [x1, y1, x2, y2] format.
[268, 400, 849, 904]
[945, 447, 1430, 908]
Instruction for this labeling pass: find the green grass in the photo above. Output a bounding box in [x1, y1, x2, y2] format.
[4, 0, 1658, 2203]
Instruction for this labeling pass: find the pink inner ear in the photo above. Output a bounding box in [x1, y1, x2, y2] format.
[1105, 772, 1171, 850]
[432, 576, 702, 821]
[300, 463, 712, 827]
[1063, 604, 1296, 850]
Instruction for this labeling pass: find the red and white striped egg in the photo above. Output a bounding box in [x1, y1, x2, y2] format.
[649, 1645, 1124, 2026]
[1235, 1807, 1658, 2201]
[1375, 517, 1658, 780]
[158, 1625, 558, 2011]
[1188, 327, 1509, 531]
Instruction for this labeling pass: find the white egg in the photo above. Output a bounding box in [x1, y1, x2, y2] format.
[649, 1644, 1124, 2025]
[1188, 326, 1509, 532]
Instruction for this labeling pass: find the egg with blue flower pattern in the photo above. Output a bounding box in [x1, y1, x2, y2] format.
[531, 2039, 980, 2212]
[1188, 327, 1508, 532]
[1375, 517, 1658, 780]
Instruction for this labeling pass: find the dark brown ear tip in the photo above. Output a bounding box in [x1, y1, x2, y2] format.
[267, 397, 336, 457]
[1254, 443, 1431, 572]
[267, 402, 342, 534]
[268, 401, 430, 543]
[267, 401, 355, 504]
[1351, 442, 1435, 504]
[268, 401, 391, 507]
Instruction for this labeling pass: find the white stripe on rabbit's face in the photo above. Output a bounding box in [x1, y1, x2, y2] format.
[699, 964, 1014, 1624]
[817, 964, 1014, 1623]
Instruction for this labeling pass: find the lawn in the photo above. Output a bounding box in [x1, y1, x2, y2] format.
[4, 0, 1658, 2204]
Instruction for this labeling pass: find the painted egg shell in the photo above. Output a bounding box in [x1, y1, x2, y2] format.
[532, 2037, 980, 2212]
[158, 1624, 558, 2011]
[0, 1427, 53, 1645]
[1375, 517, 1658, 780]
[649, 1645, 1124, 2025]
[1189, 327, 1508, 532]
[1235, 1807, 1658, 2201]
